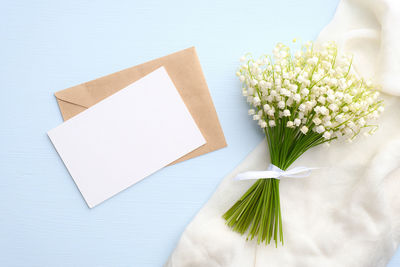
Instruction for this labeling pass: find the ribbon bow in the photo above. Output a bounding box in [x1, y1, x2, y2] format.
[234, 164, 316, 180]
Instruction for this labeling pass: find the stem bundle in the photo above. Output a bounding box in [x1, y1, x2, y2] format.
[223, 178, 283, 246]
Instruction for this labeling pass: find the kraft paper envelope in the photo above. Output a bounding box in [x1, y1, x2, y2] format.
[54, 47, 226, 164]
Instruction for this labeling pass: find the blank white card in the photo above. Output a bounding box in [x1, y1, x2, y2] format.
[48, 67, 206, 208]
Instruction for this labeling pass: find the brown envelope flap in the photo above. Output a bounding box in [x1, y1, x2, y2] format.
[55, 47, 201, 112]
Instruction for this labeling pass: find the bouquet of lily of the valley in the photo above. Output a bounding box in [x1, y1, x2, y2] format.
[223, 40, 384, 246]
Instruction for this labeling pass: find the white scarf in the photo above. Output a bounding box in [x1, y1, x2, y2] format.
[166, 0, 400, 266]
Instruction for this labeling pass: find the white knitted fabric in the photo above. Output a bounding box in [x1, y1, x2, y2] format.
[166, 0, 400, 266]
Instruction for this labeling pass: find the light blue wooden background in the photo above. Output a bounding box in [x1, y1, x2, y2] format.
[1, 0, 399, 266]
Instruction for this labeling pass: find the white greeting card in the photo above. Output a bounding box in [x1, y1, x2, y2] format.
[48, 67, 206, 208]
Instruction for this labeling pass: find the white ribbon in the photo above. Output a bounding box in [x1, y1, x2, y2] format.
[234, 164, 316, 180]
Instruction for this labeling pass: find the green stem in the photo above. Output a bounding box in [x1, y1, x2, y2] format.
[223, 178, 283, 245]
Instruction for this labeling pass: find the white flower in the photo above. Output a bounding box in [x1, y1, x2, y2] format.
[289, 84, 298, 92]
[267, 109, 275, 116]
[326, 94, 335, 103]
[329, 78, 338, 87]
[248, 109, 255, 115]
[300, 126, 309, 134]
[248, 87, 254, 95]
[344, 127, 353, 136]
[328, 103, 338, 112]
[259, 80, 267, 89]
[283, 79, 290, 86]
[287, 121, 294, 128]
[298, 104, 306, 112]
[283, 109, 291, 117]
[260, 120, 267, 128]
[319, 106, 329, 115]
[293, 94, 301, 102]
[316, 125, 325, 134]
[344, 94, 353, 104]
[348, 121, 356, 129]
[278, 101, 285, 109]
[318, 96, 326, 105]
[334, 131, 342, 138]
[301, 88, 309, 96]
[305, 101, 313, 111]
[324, 120, 332, 128]
[263, 104, 271, 111]
[286, 98, 294, 107]
[313, 117, 322, 125]
[323, 131, 331, 139]
[253, 96, 261, 106]
[335, 114, 344, 123]
[253, 114, 260, 120]
[294, 118, 301, 126]
[335, 91, 343, 99]
[269, 120, 276, 127]
[312, 73, 321, 81]
[322, 115, 331, 121]
[308, 56, 318, 65]
[280, 88, 290, 97]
